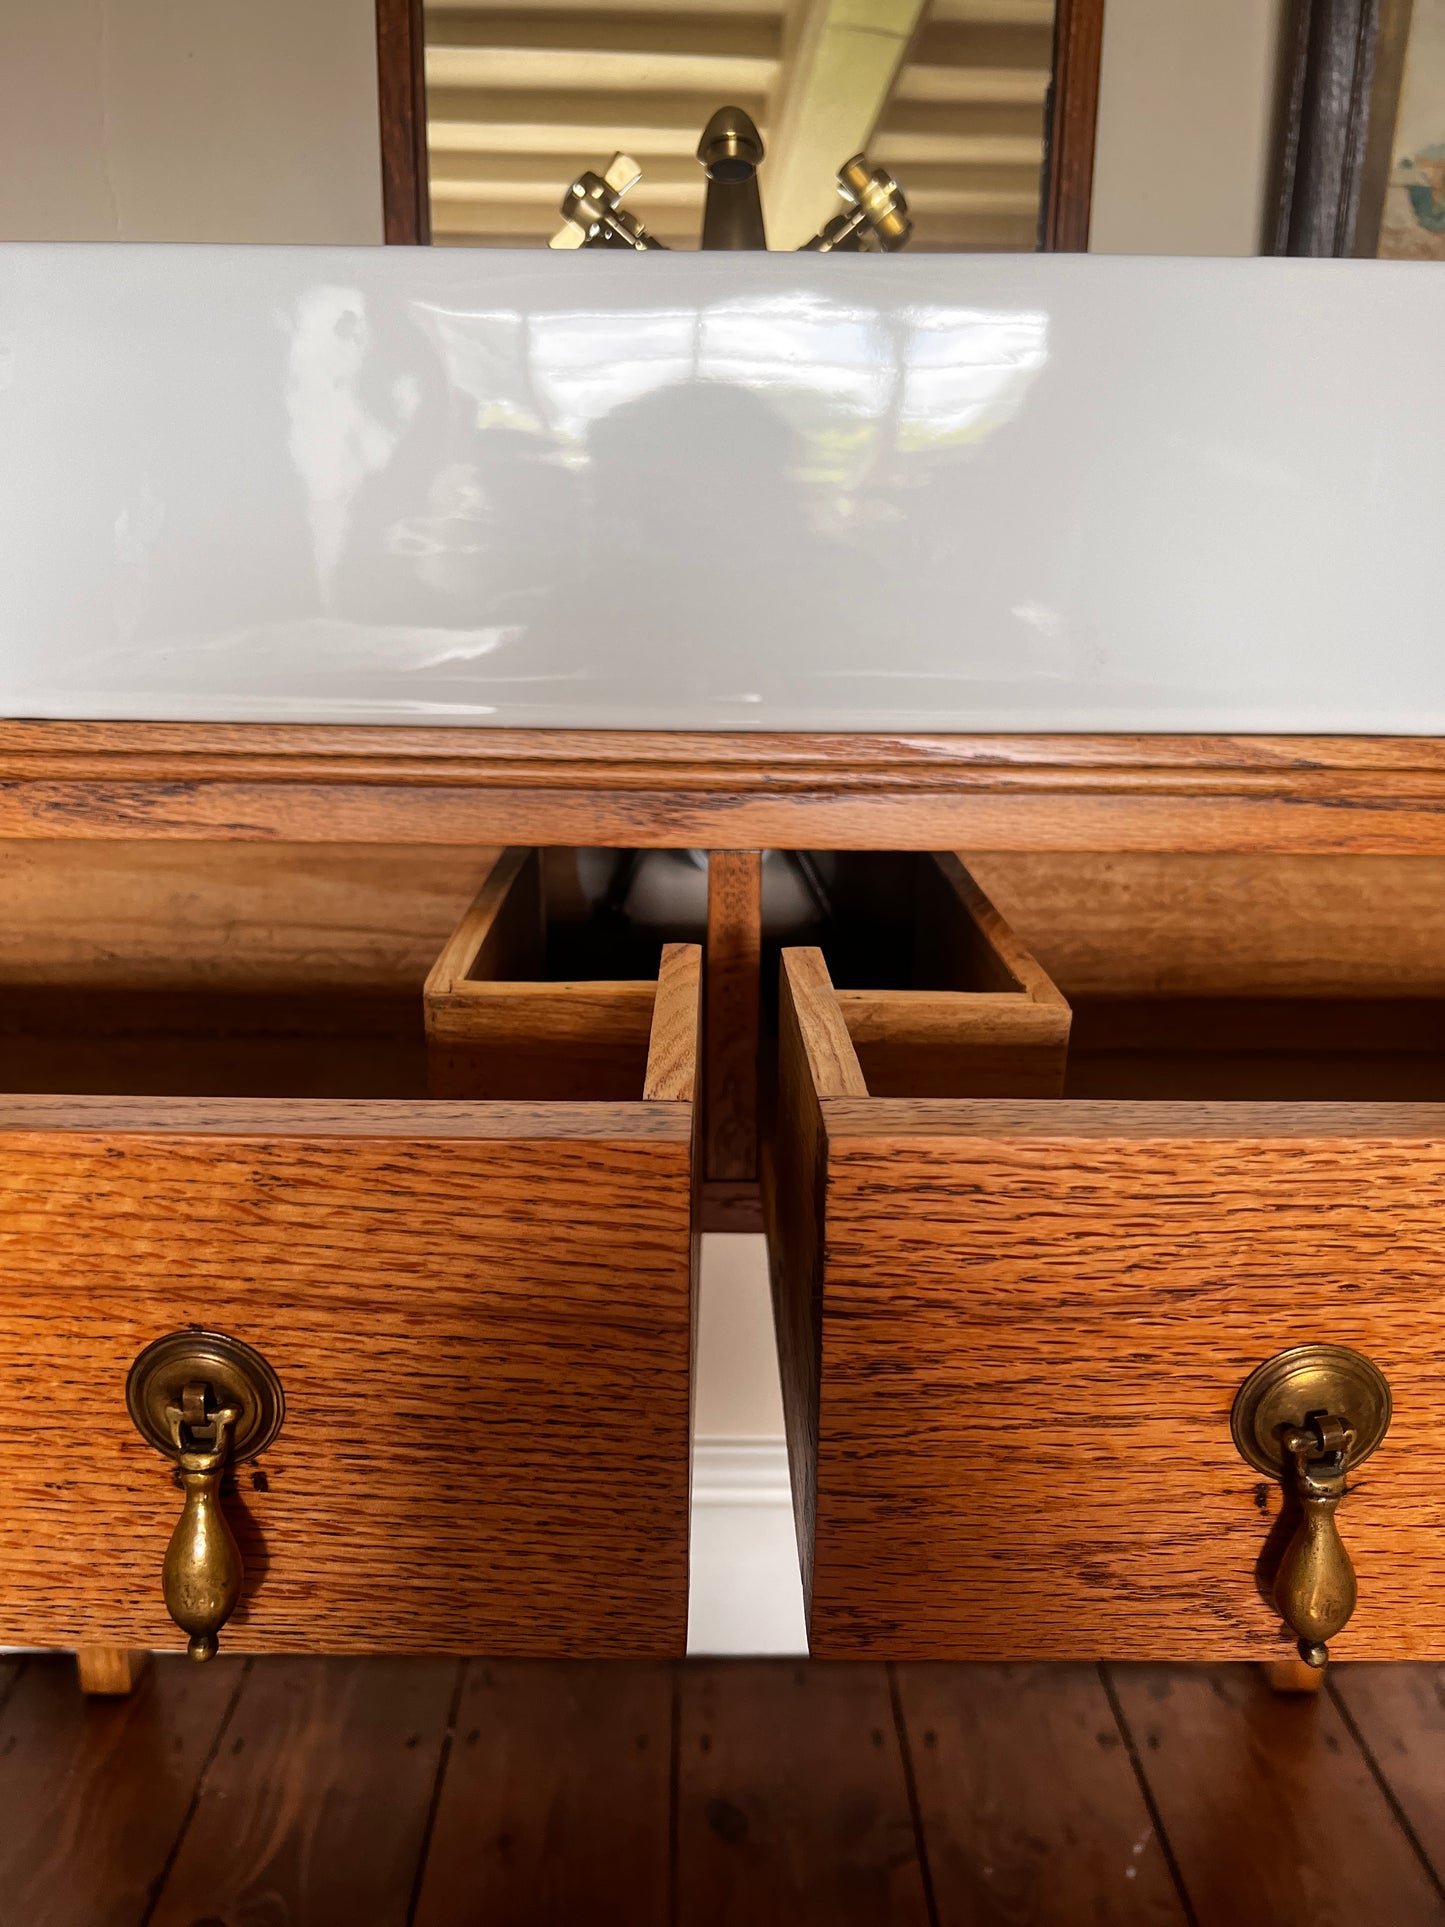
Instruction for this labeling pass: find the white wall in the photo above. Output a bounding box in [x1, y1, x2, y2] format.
[0, 0, 383, 243]
[1090, 0, 1288, 255]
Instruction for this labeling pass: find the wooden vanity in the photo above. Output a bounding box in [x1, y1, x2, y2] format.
[1, 726, 1442, 1679]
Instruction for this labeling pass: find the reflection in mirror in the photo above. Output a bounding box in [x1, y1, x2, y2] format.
[421, 0, 1057, 252]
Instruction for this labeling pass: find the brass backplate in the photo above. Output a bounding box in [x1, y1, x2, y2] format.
[1231, 1344, 1391, 1478]
[126, 1329, 285, 1464]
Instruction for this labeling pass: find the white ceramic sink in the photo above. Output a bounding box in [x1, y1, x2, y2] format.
[1, 244, 1441, 730]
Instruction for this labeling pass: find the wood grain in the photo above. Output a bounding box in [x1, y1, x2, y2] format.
[1043, 0, 1105, 252]
[423, 844, 540, 992]
[780, 949, 868, 1099]
[676, 1661, 932, 1926]
[700, 1178, 765, 1233]
[833, 854, 1071, 1099]
[644, 942, 702, 1102]
[0, 1099, 695, 1654]
[963, 853, 1445, 997]
[895, 1663, 1188, 1924]
[17, 1650, 1445, 1921]
[784, 1088, 1445, 1659]
[424, 850, 703, 1102]
[1110, 1664, 1445, 1926]
[4, 725, 1445, 852]
[0, 840, 498, 990]
[764, 950, 861, 1612]
[705, 851, 762, 1181]
[151, 1657, 457, 1927]
[1332, 1663, 1445, 1877]
[74, 1647, 148, 1696]
[414, 1661, 673, 1927]
[428, 979, 658, 1100]
[933, 852, 1071, 1008]
[376, 0, 431, 245]
[839, 991, 1072, 1098]
[0, 1654, 243, 1927]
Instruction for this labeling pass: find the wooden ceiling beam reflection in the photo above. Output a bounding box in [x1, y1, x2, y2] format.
[763, 0, 930, 249]
[415, 0, 1068, 250]
[424, 9, 781, 93]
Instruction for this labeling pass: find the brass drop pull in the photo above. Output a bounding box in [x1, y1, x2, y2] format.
[162, 1383, 244, 1661]
[1232, 1345, 1392, 1668]
[1274, 1410, 1356, 1668]
[127, 1331, 285, 1662]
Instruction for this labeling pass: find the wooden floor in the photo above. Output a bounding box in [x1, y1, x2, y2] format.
[4, 1655, 1445, 1926]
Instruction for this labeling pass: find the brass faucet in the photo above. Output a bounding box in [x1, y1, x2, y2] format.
[549, 106, 911, 253]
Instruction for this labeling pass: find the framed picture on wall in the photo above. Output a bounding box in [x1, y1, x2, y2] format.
[1361, 0, 1445, 257]
[1275, 0, 1445, 256]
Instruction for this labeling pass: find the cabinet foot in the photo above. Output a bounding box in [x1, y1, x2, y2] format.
[75, 1646, 149, 1696]
[1263, 1654, 1325, 1695]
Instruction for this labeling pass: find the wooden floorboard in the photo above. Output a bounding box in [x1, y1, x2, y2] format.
[148, 1656, 457, 1927]
[675, 1659, 933, 1926]
[0, 1653, 242, 1927]
[0, 1654, 25, 1711]
[8, 1656, 1445, 1924]
[412, 1659, 673, 1927]
[1108, 1663, 1445, 1927]
[896, 1661, 1188, 1926]
[1331, 1664, 1445, 1891]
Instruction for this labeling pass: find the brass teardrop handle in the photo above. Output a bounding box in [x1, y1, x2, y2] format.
[126, 1331, 284, 1661]
[1232, 1345, 1392, 1668]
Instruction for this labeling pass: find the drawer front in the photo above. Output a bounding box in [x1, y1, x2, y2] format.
[770, 952, 1445, 1661]
[0, 1096, 694, 1656]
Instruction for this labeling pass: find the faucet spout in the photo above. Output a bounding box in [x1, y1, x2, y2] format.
[697, 106, 768, 250]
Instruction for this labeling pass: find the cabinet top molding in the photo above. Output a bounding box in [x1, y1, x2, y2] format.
[2, 246, 1442, 733]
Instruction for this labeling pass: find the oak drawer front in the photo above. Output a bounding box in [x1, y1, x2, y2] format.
[770, 953, 1445, 1662]
[0, 1097, 694, 1656]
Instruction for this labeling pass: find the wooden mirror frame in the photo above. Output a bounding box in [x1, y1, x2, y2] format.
[375, 0, 1106, 252]
[376, 0, 431, 245]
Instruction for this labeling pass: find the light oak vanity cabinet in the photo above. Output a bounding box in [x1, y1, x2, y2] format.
[0, 729, 1442, 1681]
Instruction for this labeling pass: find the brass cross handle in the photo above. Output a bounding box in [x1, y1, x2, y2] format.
[1232, 1344, 1392, 1669]
[127, 1330, 285, 1661]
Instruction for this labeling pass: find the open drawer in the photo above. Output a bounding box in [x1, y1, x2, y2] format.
[768, 852, 1445, 1663]
[0, 843, 700, 1657]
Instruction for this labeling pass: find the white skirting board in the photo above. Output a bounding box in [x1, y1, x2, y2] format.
[687, 1234, 806, 1655]
[688, 1439, 806, 1656]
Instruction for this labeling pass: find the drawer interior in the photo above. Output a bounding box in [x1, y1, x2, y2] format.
[963, 852, 1445, 1104]
[0, 842, 701, 1103]
[1063, 997, 1445, 1100]
[761, 851, 1070, 1101]
[766, 851, 1445, 1106]
[8, 842, 1445, 1110]
[424, 846, 705, 1101]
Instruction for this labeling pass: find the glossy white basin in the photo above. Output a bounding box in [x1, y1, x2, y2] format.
[1, 244, 1440, 730]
